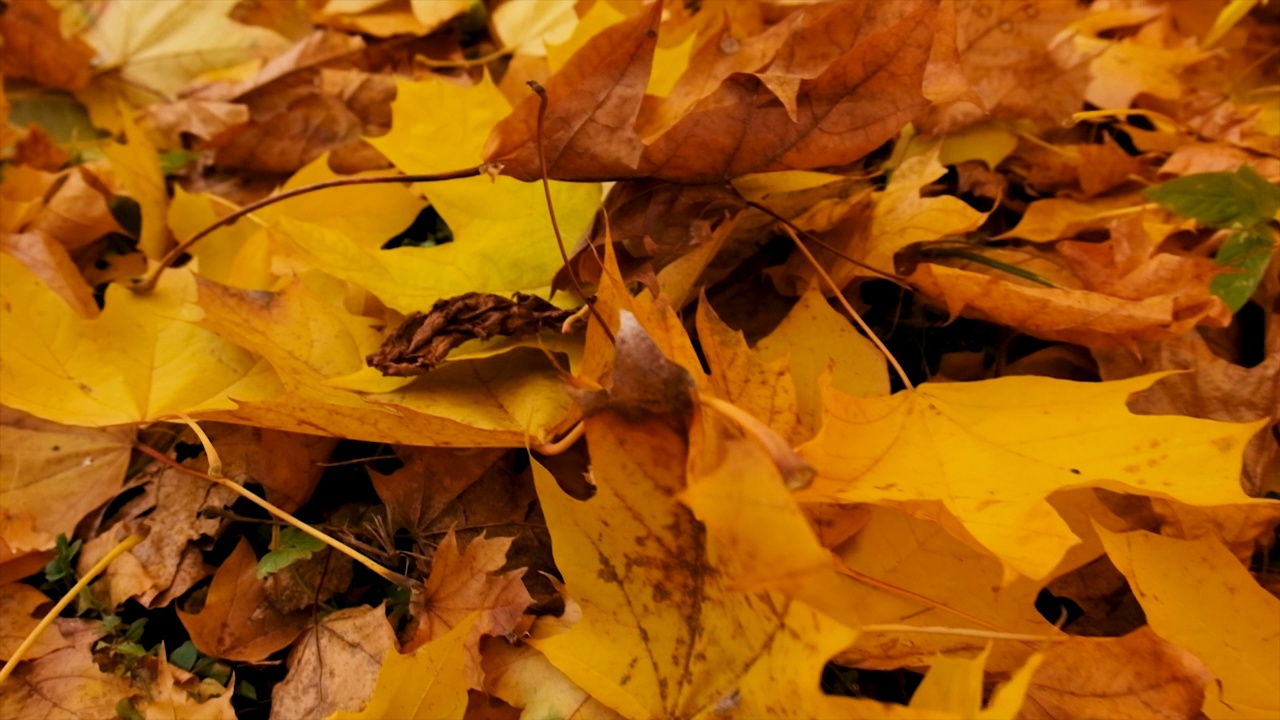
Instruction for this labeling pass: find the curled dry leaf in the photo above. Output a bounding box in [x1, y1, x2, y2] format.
[369, 292, 573, 376]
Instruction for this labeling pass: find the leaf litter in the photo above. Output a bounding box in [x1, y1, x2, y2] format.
[0, 0, 1278, 719]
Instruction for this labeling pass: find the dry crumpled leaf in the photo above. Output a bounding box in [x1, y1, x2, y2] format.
[77, 465, 235, 608]
[0, 618, 128, 719]
[0, 0, 94, 90]
[798, 374, 1264, 580]
[370, 447, 506, 536]
[177, 537, 310, 663]
[132, 649, 237, 720]
[1098, 527, 1280, 720]
[1019, 626, 1212, 720]
[272, 604, 397, 720]
[404, 532, 533, 653]
[329, 612, 480, 720]
[0, 406, 132, 563]
[484, 0, 937, 183]
[369, 292, 572, 376]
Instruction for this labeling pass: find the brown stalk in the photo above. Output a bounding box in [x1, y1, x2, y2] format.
[528, 80, 615, 344]
[129, 167, 486, 294]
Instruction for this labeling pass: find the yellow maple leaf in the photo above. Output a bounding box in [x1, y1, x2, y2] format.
[328, 612, 479, 720]
[0, 255, 262, 426]
[798, 374, 1265, 580]
[1098, 527, 1280, 719]
[102, 105, 168, 259]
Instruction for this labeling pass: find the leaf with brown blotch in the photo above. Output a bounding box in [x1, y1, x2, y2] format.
[1020, 626, 1212, 720]
[369, 292, 573, 376]
[177, 538, 310, 663]
[485, 0, 938, 183]
[403, 532, 533, 653]
[272, 604, 398, 720]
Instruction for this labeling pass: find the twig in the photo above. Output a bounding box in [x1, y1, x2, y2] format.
[0, 533, 144, 683]
[528, 80, 614, 344]
[129, 167, 485, 294]
[859, 624, 1066, 643]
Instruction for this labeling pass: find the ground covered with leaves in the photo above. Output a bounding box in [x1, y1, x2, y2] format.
[1, 0, 1278, 718]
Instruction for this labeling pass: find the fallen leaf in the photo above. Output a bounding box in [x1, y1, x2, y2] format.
[907, 263, 1231, 348]
[1097, 527, 1280, 720]
[481, 638, 625, 720]
[103, 106, 170, 259]
[798, 374, 1264, 579]
[0, 0, 94, 90]
[1077, 16, 1210, 110]
[909, 644, 1043, 719]
[132, 649, 237, 720]
[0, 583, 77, 661]
[369, 292, 572, 376]
[404, 532, 533, 652]
[0, 618, 128, 719]
[1019, 626, 1212, 720]
[202, 423, 337, 513]
[177, 537, 310, 662]
[82, 0, 289, 100]
[0, 232, 99, 318]
[272, 604, 397, 720]
[27, 166, 126, 252]
[0, 257, 264, 426]
[329, 612, 480, 720]
[0, 406, 132, 562]
[485, 0, 937, 183]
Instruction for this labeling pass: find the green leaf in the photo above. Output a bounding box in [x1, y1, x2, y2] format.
[1211, 227, 1276, 312]
[1145, 165, 1280, 229]
[170, 640, 198, 671]
[255, 527, 327, 579]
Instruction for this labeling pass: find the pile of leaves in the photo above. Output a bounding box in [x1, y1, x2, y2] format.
[1, 0, 1278, 718]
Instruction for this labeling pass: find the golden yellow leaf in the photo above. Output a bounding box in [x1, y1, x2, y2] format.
[491, 0, 580, 57]
[103, 105, 169, 259]
[0, 256, 262, 426]
[753, 286, 889, 438]
[482, 639, 626, 720]
[1097, 527, 1280, 719]
[861, 142, 989, 276]
[798, 374, 1264, 579]
[1076, 23, 1210, 110]
[328, 612, 479, 720]
[546, 1, 627, 73]
[910, 645, 1043, 719]
[194, 276, 577, 445]
[169, 186, 275, 291]
[284, 75, 602, 314]
[531, 413, 930, 720]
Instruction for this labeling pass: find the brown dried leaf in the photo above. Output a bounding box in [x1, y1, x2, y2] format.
[0, 583, 75, 662]
[0, 0, 94, 90]
[272, 604, 397, 720]
[369, 292, 573, 376]
[177, 538, 309, 662]
[204, 424, 337, 513]
[485, 0, 937, 183]
[371, 447, 507, 536]
[0, 619, 128, 720]
[404, 532, 533, 653]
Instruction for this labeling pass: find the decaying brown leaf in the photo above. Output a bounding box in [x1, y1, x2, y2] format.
[272, 604, 397, 720]
[369, 292, 573, 376]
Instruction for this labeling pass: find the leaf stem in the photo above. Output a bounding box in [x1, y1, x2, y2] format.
[527, 80, 615, 344]
[128, 167, 486, 294]
[859, 624, 1066, 643]
[0, 533, 144, 684]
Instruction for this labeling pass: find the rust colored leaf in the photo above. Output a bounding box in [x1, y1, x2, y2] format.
[177, 538, 310, 662]
[0, 0, 94, 90]
[369, 292, 573, 376]
[485, 0, 937, 183]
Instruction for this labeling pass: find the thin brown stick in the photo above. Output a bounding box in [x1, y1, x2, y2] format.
[129, 167, 486, 294]
[776, 224, 914, 390]
[738, 196, 908, 287]
[528, 81, 614, 344]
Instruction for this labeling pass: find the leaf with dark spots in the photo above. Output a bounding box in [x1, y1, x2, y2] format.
[368, 292, 573, 376]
